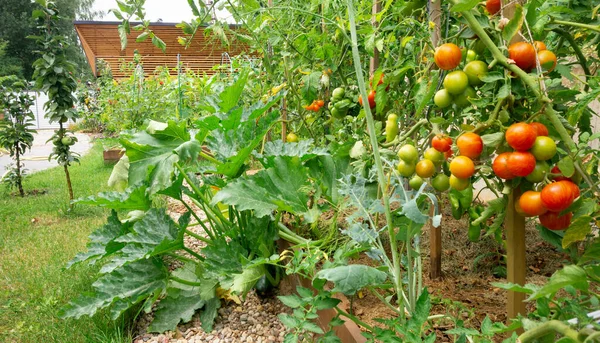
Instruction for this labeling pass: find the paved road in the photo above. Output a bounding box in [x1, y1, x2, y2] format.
[0, 130, 92, 175]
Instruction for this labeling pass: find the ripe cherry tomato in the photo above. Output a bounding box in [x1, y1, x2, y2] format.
[315, 100, 325, 107]
[533, 41, 547, 52]
[434, 43, 462, 70]
[456, 132, 483, 159]
[444, 149, 453, 160]
[530, 136, 557, 161]
[539, 211, 572, 231]
[505, 122, 537, 151]
[529, 122, 549, 136]
[486, 0, 501, 15]
[537, 50, 557, 72]
[358, 90, 376, 109]
[432, 134, 453, 153]
[449, 175, 470, 191]
[450, 156, 475, 179]
[519, 191, 547, 216]
[508, 42, 536, 71]
[541, 181, 575, 212]
[564, 180, 580, 199]
[416, 159, 435, 178]
[507, 151, 536, 177]
[443, 71, 469, 95]
[492, 152, 515, 179]
[369, 73, 388, 90]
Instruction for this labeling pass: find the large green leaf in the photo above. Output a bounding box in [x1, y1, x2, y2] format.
[231, 265, 265, 295]
[74, 184, 151, 211]
[200, 297, 221, 332]
[315, 265, 387, 295]
[59, 258, 168, 320]
[256, 139, 328, 168]
[562, 216, 592, 249]
[528, 265, 589, 300]
[148, 292, 205, 333]
[66, 211, 130, 268]
[212, 156, 319, 222]
[102, 208, 184, 273]
[219, 69, 249, 114]
[203, 110, 280, 178]
[121, 120, 201, 194]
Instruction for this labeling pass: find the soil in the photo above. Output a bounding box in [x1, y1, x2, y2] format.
[348, 195, 568, 341]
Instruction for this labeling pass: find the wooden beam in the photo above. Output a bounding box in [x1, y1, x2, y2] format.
[506, 191, 526, 321]
[75, 26, 97, 76]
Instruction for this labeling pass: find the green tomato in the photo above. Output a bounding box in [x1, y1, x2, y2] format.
[463, 61, 488, 86]
[431, 174, 450, 192]
[443, 71, 469, 95]
[449, 175, 470, 191]
[332, 87, 345, 101]
[286, 133, 299, 143]
[525, 161, 550, 183]
[424, 147, 445, 166]
[397, 160, 416, 177]
[409, 175, 425, 190]
[454, 86, 477, 107]
[397, 144, 419, 163]
[434, 89, 453, 108]
[330, 106, 344, 119]
[530, 136, 557, 161]
[466, 50, 478, 63]
[471, 39, 486, 55]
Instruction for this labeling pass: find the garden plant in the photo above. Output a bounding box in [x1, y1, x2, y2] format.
[61, 0, 600, 342]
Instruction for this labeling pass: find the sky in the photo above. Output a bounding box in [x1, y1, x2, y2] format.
[91, 0, 232, 23]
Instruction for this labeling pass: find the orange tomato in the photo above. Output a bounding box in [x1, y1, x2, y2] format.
[449, 156, 475, 179]
[508, 42, 536, 71]
[434, 43, 462, 70]
[506, 122, 537, 151]
[507, 151, 536, 177]
[432, 134, 453, 153]
[519, 191, 547, 216]
[456, 132, 483, 159]
[529, 122, 549, 136]
[492, 152, 515, 179]
[537, 50, 557, 72]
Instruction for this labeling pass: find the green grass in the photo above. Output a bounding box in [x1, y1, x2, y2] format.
[0, 140, 132, 343]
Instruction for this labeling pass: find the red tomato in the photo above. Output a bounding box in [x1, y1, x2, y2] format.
[486, 0, 501, 15]
[359, 90, 376, 109]
[541, 181, 575, 212]
[533, 41, 547, 51]
[506, 122, 537, 151]
[563, 180, 580, 199]
[518, 191, 547, 216]
[508, 42, 536, 71]
[432, 135, 453, 153]
[550, 166, 572, 182]
[529, 122, 549, 136]
[434, 43, 462, 71]
[507, 151, 536, 177]
[492, 152, 515, 179]
[456, 132, 483, 159]
[444, 149, 453, 160]
[539, 211, 572, 231]
[315, 100, 325, 107]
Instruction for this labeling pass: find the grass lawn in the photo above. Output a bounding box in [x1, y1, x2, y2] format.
[0, 139, 131, 343]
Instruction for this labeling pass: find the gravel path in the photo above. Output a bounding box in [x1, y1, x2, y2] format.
[132, 196, 290, 343]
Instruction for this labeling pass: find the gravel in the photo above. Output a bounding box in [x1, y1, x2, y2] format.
[132, 196, 291, 343]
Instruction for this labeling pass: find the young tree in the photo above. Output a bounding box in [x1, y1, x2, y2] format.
[0, 78, 37, 196]
[31, 0, 80, 209]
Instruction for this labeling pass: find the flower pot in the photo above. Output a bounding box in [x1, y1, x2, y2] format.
[103, 149, 124, 165]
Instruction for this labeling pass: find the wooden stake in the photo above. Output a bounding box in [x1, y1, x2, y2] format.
[429, 196, 442, 279]
[369, 1, 381, 75]
[506, 191, 526, 323]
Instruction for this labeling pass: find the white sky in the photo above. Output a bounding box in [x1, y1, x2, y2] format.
[91, 0, 232, 23]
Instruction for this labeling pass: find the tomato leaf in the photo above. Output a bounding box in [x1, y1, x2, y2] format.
[557, 156, 575, 178]
[375, 84, 389, 116]
[527, 265, 588, 300]
[480, 72, 504, 83]
[562, 215, 592, 249]
[481, 132, 504, 148]
[450, 0, 481, 12]
[315, 265, 387, 295]
[502, 5, 524, 42]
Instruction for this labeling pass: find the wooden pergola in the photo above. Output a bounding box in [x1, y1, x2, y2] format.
[74, 21, 250, 78]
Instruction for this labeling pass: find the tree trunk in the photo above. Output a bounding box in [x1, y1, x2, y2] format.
[64, 165, 74, 209]
[15, 145, 24, 197]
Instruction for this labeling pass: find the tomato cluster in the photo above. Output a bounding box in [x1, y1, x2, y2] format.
[433, 43, 488, 109]
[508, 41, 557, 73]
[329, 87, 353, 118]
[397, 142, 450, 192]
[304, 99, 325, 112]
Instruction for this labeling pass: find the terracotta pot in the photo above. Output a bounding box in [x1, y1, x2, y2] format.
[103, 149, 124, 164]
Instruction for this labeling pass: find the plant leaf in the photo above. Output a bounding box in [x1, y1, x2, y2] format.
[200, 297, 221, 332]
[315, 265, 387, 295]
[148, 292, 205, 333]
[450, 0, 481, 12]
[75, 184, 151, 210]
[562, 216, 592, 249]
[528, 265, 588, 300]
[59, 258, 168, 320]
[212, 156, 319, 222]
[230, 265, 265, 295]
[502, 5, 524, 42]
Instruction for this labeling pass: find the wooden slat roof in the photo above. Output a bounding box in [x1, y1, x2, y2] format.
[74, 21, 250, 78]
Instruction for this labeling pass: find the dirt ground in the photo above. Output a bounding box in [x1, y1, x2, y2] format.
[348, 196, 568, 341]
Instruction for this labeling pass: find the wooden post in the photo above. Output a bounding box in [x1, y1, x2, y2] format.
[506, 191, 526, 320]
[369, 1, 381, 75]
[281, 98, 287, 141]
[430, 196, 442, 279]
[428, 0, 443, 280]
[502, 0, 527, 323]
